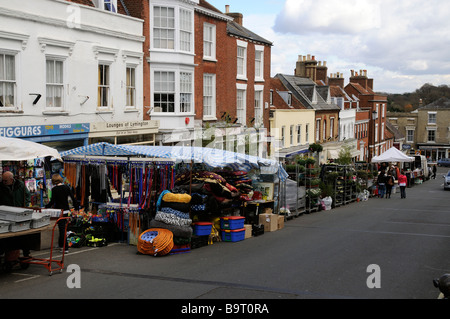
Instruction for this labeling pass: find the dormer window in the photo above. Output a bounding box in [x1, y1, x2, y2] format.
[93, 0, 117, 13]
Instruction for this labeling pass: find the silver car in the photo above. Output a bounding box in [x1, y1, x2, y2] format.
[444, 171, 450, 190]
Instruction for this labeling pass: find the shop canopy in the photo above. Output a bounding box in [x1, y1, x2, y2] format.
[60, 142, 288, 181]
[0, 136, 62, 161]
[371, 147, 414, 163]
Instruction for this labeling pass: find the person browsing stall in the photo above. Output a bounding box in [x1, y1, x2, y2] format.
[45, 174, 78, 253]
[0, 171, 31, 207]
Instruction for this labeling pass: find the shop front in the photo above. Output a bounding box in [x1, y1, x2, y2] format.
[0, 123, 90, 152]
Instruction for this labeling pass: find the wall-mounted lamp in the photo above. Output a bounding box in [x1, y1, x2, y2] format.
[29, 94, 42, 105]
[80, 96, 90, 106]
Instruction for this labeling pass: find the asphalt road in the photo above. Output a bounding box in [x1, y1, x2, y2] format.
[1, 167, 449, 304]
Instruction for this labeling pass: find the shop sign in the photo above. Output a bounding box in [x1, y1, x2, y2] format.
[0, 123, 90, 138]
[90, 120, 159, 137]
[402, 144, 412, 150]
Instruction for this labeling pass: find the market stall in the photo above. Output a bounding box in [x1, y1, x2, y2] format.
[371, 147, 415, 191]
[60, 143, 288, 255]
[0, 137, 62, 271]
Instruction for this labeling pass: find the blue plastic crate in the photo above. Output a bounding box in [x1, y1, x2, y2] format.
[220, 216, 245, 230]
[221, 228, 245, 242]
[193, 222, 212, 236]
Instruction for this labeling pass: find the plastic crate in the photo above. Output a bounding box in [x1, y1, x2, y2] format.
[0, 206, 33, 222]
[193, 222, 212, 236]
[221, 228, 246, 242]
[31, 212, 51, 229]
[190, 235, 209, 249]
[9, 221, 31, 232]
[0, 220, 11, 234]
[220, 216, 245, 230]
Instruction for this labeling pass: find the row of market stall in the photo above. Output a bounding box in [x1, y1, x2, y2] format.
[1, 137, 290, 266]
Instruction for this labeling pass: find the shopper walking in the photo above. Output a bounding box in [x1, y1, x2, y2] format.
[398, 170, 407, 199]
[377, 170, 387, 198]
[385, 172, 394, 199]
[432, 165, 437, 179]
[45, 174, 78, 253]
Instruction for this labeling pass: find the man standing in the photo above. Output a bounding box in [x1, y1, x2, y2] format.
[0, 171, 31, 207]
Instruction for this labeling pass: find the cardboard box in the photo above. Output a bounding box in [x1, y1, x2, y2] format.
[277, 215, 284, 230]
[259, 213, 278, 232]
[244, 224, 252, 239]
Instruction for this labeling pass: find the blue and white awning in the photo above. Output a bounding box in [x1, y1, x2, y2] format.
[60, 143, 288, 181]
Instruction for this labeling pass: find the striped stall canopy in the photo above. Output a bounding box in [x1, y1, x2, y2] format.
[60, 143, 288, 181]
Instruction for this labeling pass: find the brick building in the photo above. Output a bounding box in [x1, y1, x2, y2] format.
[344, 70, 393, 160]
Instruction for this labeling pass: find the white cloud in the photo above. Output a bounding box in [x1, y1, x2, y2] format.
[262, 0, 450, 92]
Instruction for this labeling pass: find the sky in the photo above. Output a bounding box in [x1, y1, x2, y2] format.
[210, 0, 450, 94]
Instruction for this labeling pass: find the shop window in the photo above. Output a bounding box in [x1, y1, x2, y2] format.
[0, 53, 16, 109]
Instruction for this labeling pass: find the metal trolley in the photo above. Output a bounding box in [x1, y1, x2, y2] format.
[21, 216, 70, 276]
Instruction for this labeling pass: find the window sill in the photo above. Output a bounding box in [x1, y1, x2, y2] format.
[203, 57, 217, 63]
[42, 111, 69, 116]
[124, 108, 139, 113]
[203, 116, 217, 121]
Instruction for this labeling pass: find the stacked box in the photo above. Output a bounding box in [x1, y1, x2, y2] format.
[190, 235, 209, 249]
[220, 216, 245, 230]
[221, 228, 245, 242]
[9, 220, 31, 232]
[0, 220, 11, 234]
[0, 206, 33, 222]
[31, 212, 51, 229]
[193, 222, 212, 236]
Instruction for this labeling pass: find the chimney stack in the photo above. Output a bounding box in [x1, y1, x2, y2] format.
[225, 6, 243, 26]
[328, 72, 344, 88]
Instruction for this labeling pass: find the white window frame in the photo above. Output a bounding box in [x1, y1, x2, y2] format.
[428, 112, 437, 124]
[179, 8, 192, 53]
[406, 129, 414, 143]
[427, 128, 436, 143]
[126, 65, 136, 108]
[236, 40, 247, 80]
[203, 23, 216, 61]
[97, 63, 111, 109]
[330, 118, 335, 140]
[93, 0, 117, 13]
[236, 83, 247, 125]
[381, 123, 385, 141]
[203, 73, 216, 120]
[152, 6, 176, 50]
[0, 52, 17, 110]
[180, 72, 192, 113]
[281, 126, 285, 148]
[254, 45, 264, 82]
[290, 125, 294, 146]
[254, 86, 264, 127]
[375, 123, 379, 142]
[45, 58, 64, 110]
[297, 125, 302, 145]
[316, 119, 321, 142]
[153, 70, 176, 113]
[323, 120, 327, 140]
[305, 124, 309, 143]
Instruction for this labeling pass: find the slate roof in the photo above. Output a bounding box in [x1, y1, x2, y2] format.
[275, 74, 340, 111]
[227, 21, 273, 46]
[419, 97, 450, 110]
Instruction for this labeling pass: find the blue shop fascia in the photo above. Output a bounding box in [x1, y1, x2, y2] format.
[0, 123, 90, 151]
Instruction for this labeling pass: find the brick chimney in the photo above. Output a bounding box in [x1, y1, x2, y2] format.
[316, 61, 328, 84]
[295, 54, 318, 81]
[350, 69, 370, 90]
[328, 72, 345, 88]
[225, 5, 243, 26]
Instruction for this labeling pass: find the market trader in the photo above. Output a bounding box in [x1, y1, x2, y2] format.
[0, 171, 31, 208]
[0, 171, 32, 258]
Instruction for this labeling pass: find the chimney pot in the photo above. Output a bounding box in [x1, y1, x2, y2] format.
[225, 5, 229, 13]
[307, 54, 311, 60]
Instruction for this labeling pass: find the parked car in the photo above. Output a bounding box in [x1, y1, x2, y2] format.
[438, 158, 450, 167]
[444, 171, 450, 190]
